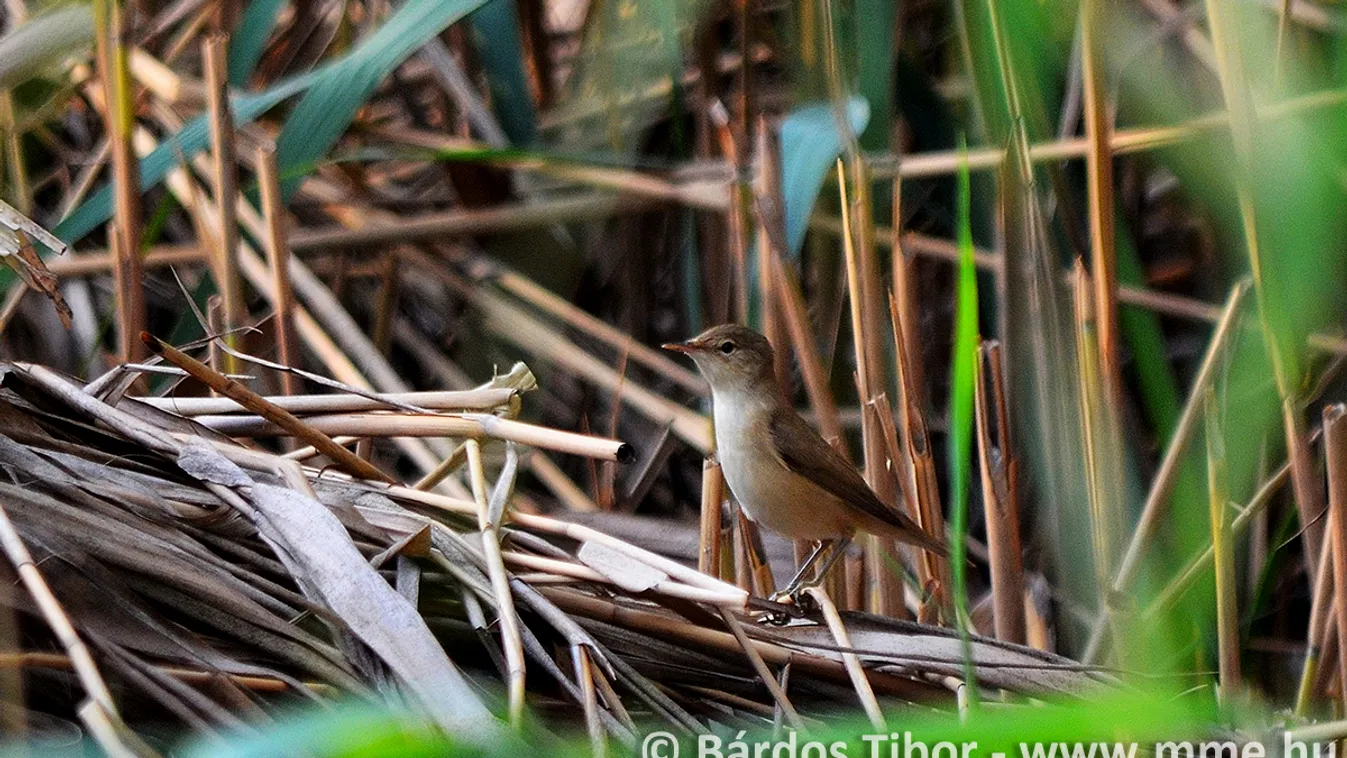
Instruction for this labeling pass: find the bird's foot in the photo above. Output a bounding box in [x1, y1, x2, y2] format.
[748, 594, 806, 626]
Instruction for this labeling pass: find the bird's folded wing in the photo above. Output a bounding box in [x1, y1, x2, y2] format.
[769, 407, 947, 555]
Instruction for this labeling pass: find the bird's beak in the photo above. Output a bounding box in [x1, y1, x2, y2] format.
[662, 340, 697, 354]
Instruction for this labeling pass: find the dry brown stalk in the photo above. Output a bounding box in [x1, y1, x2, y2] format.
[976, 342, 1026, 646]
[1325, 404, 1347, 708]
[256, 143, 301, 396]
[465, 439, 526, 726]
[699, 457, 726, 578]
[888, 292, 948, 617]
[717, 607, 805, 730]
[805, 587, 886, 730]
[94, 0, 145, 364]
[202, 34, 242, 364]
[1299, 515, 1334, 713]
[889, 178, 924, 399]
[0, 499, 135, 756]
[0, 652, 331, 695]
[1079, 0, 1121, 418]
[142, 333, 394, 483]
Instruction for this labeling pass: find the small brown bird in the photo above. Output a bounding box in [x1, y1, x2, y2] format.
[664, 324, 947, 596]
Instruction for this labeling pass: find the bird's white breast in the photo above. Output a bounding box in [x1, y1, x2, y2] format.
[711, 389, 851, 541]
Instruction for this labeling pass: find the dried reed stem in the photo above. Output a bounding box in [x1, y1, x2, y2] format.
[805, 587, 887, 728]
[717, 608, 805, 731]
[256, 143, 301, 395]
[1297, 541, 1333, 713]
[770, 254, 844, 445]
[1079, 0, 1122, 416]
[203, 34, 242, 366]
[699, 457, 726, 577]
[143, 334, 394, 483]
[1325, 405, 1347, 709]
[976, 341, 1025, 645]
[466, 440, 526, 726]
[889, 292, 948, 616]
[193, 412, 630, 462]
[94, 0, 144, 363]
[140, 388, 516, 415]
[0, 499, 137, 757]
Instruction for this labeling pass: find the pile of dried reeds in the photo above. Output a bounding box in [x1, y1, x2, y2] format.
[0, 356, 1106, 752]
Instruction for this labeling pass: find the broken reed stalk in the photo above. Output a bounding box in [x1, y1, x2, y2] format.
[94, 0, 145, 364]
[142, 333, 395, 483]
[1325, 404, 1347, 710]
[889, 292, 949, 618]
[191, 412, 632, 462]
[203, 34, 242, 368]
[735, 511, 777, 598]
[700, 458, 726, 577]
[1205, 389, 1240, 700]
[465, 440, 526, 727]
[1084, 281, 1249, 662]
[804, 587, 887, 731]
[889, 179, 925, 398]
[975, 341, 1026, 646]
[256, 143, 301, 396]
[1298, 534, 1334, 713]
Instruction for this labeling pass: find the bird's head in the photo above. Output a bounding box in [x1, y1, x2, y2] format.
[663, 324, 777, 395]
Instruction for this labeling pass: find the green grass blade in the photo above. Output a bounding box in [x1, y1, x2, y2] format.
[853, 0, 895, 151]
[949, 137, 979, 698]
[275, 0, 493, 198]
[228, 0, 288, 86]
[0, 6, 94, 91]
[469, 0, 537, 146]
[56, 0, 493, 244]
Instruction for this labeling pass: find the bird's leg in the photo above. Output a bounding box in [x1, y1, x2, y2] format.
[774, 537, 853, 601]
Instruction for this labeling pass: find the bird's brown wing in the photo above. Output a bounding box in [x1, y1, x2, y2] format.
[769, 406, 948, 556]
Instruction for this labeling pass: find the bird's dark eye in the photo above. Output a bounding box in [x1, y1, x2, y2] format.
[719, 341, 736, 355]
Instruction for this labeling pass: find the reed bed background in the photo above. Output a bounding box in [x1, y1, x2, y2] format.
[0, 0, 1343, 753]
